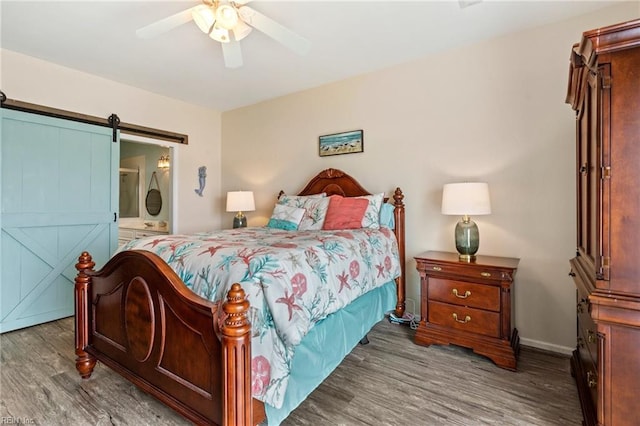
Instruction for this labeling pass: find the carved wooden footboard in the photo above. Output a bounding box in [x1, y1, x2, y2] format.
[74, 168, 405, 426]
[74, 250, 265, 426]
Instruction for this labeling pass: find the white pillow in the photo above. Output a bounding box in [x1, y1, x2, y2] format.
[279, 196, 330, 230]
[278, 193, 326, 205]
[267, 204, 305, 231]
[356, 193, 384, 229]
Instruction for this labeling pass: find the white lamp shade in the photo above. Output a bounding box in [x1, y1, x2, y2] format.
[226, 191, 255, 212]
[441, 182, 491, 215]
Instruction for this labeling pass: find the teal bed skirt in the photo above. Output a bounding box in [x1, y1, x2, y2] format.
[265, 280, 397, 425]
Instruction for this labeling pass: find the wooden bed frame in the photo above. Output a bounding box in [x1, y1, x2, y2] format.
[74, 168, 406, 426]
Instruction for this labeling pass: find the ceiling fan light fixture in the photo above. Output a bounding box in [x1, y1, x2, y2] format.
[137, 2, 310, 69]
[232, 19, 252, 41]
[210, 22, 231, 43]
[192, 5, 215, 34]
[215, 4, 239, 30]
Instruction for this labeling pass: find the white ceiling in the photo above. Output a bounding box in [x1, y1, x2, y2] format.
[1, 1, 619, 111]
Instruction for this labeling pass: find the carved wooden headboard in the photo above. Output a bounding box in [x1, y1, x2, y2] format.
[296, 168, 372, 197]
[277, 168, 375, 199]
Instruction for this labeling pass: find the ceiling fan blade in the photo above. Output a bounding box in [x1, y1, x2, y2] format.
[238, 6, 311, 56]
[221, 40, 243, 68]
[136, 6, 197, 39]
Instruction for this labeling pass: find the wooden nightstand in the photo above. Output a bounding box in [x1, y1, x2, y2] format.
[414, 251, 520, 370]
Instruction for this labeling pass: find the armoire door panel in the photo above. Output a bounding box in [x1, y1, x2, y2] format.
[597, 64, 611, 284]
[587, 71, 600, 276]
[577, 92, 590, 260]
[607, 50, 640, 295]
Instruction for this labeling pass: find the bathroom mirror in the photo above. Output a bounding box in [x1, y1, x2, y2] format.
[145, 172, 162, 216]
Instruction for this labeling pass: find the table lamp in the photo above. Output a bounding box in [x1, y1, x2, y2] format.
[441, 182, 491, 261]
[226, 191, 255, 228]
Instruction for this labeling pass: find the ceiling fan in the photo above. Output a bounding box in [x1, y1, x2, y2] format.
[136, 0, 311, 69]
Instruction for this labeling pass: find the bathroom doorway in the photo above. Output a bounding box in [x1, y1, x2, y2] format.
[118, 133, 175, 245]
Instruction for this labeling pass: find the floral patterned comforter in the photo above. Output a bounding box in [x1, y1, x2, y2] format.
[120, 226, 400, 408]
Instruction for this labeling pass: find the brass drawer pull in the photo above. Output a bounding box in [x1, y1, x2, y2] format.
[480, 272, 491, 277]
[452, 313, 471, 324]
[452, 289, 471, 299]
[587, 330, 596, 344]
[432, 266, 442, 271]
[587, 371, 597, 388]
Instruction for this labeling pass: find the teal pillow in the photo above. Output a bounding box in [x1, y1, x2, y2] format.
[379, 203, 395, 229]
[267, 204, 305, 231]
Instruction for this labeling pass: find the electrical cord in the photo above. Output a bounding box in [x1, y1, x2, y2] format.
[388, 298, 420, 329]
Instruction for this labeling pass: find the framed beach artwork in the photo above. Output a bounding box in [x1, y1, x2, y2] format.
[319, 129, 364, 157]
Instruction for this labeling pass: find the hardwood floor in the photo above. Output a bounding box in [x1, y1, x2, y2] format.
[0, 317, 582, 425]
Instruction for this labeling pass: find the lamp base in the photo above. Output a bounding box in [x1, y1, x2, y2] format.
[458, 254, 477, 263]
[455, 217, 479, 261]
[233, 212, 247, 229]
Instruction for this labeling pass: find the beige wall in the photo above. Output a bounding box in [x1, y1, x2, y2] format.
[221, 4, 639, 352]
[1, 49, 222, 234]
[2, 3, 636, 352]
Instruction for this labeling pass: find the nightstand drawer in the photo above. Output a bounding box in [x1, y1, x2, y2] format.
[428, 300, 500, 338]
[429, 277, 500, 311]
[418, 260, 512, 283]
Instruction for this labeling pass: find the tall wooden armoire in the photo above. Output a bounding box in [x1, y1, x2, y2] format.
[565, 19, 640, 426]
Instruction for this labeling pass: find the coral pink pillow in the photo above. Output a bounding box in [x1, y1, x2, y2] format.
[322, 195, 369, 230]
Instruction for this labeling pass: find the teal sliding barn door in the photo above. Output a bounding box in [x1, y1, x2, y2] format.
[1, 109, 118, 333]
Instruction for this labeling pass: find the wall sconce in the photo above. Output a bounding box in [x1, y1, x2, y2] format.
[226, 191, 255, 228]
[157, 155, 170, 169]
[441, 182, 491, 262]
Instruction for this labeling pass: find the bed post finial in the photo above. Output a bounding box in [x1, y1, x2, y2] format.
[75, 252, 97, 379]
[393, 188, 406, 318]
[220, 283, 252, 426]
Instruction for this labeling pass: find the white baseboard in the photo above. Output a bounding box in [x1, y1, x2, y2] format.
[519, 337, 574, 356]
